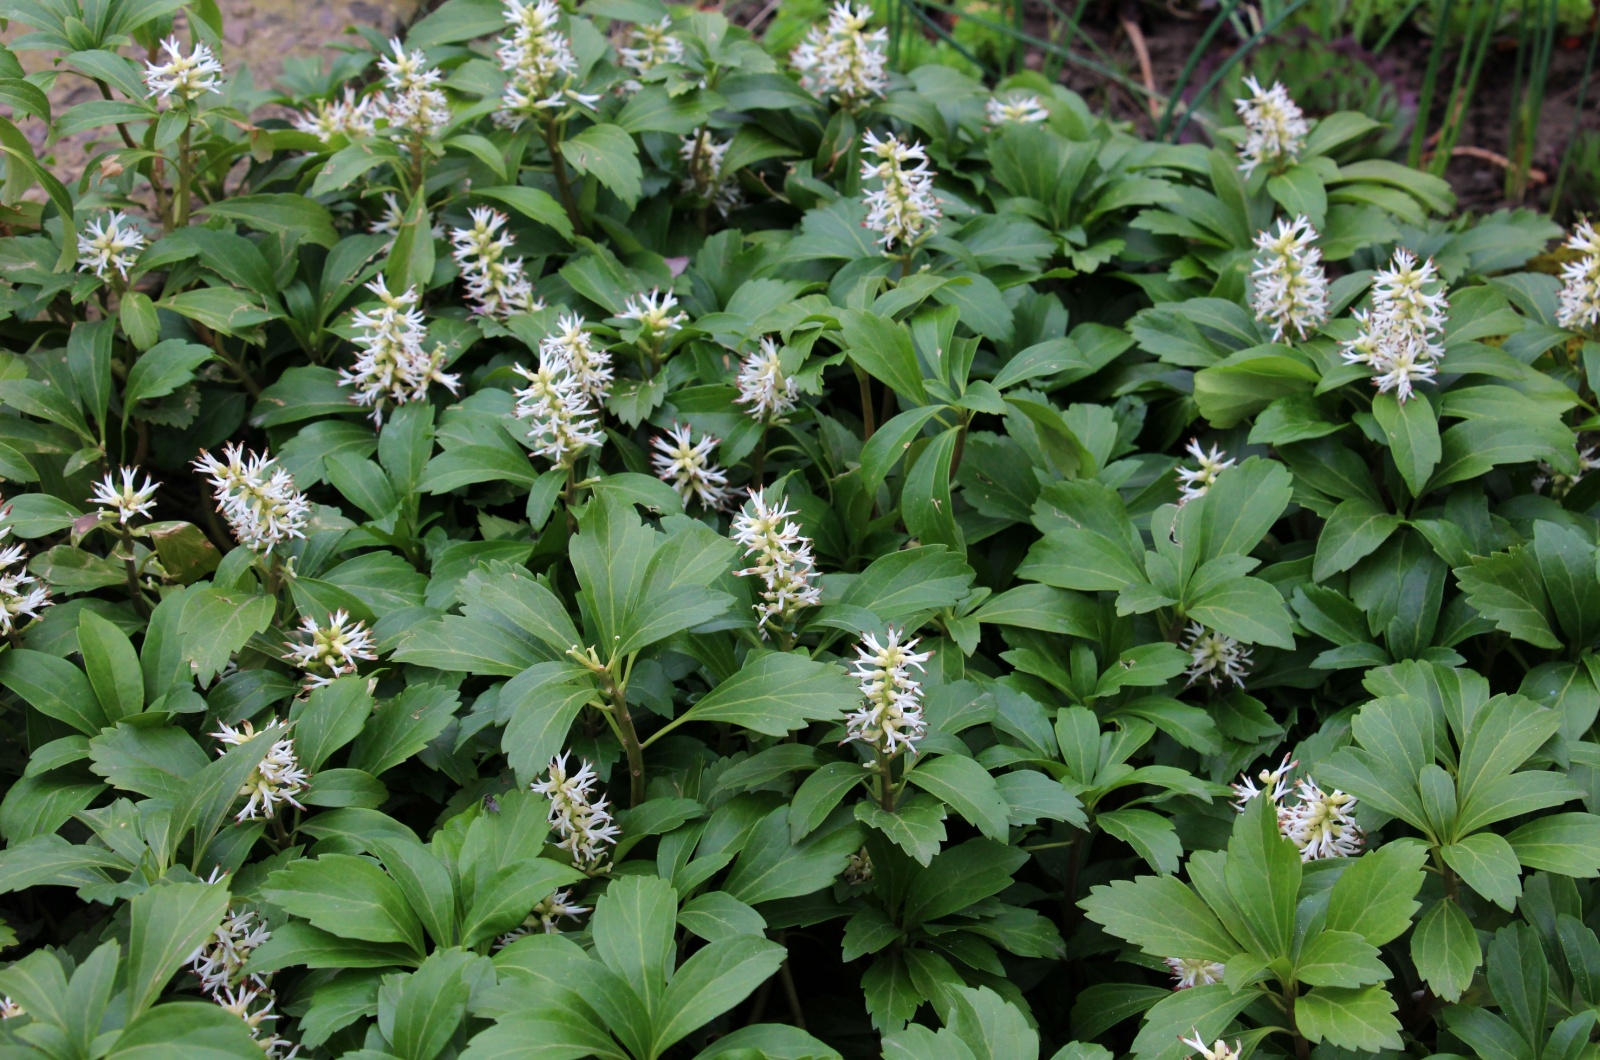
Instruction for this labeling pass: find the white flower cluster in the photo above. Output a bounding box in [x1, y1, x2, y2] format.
[541, 312, 613, 401]
[986, 93, 1049, 125]
[496, 889, 590, 947]
[1340, 247, 1449, 403]
[619, 18, 685, 89]
[843, 628, 932, 759]
[143, 36, 225, 103]
[376, 39, 451, 139]
[90, 467, 159, 525]
[651, 423, 730, 510]
[1534, 444, 1600, 497]
[192, 444, 311, 555]
[730, 489, 823, 636]
[282, 610, 378, 691]
[734, 337, 800, 423]
[187, 902, 272, 997]
[1232, 754, 1364, 861]
[1249, 215, 1328, 342]
[791, 2, 888, 108]
[293, 87, 377, 140]
[1181, 1032, 1241, 1060]
[861, 131, 941, 254]
[512, 337, 606, 468]
[217, 987, 299, 1059]
[449, 207, 542, 319]
[1557, 220, 1600, 333]
[341, 277, 462, 424]
[531, 753, 621, 871]
[211, 720, 310, 822]
[370, 192, 447, 247]
[620, 289, 688, 347]
[76, 211, 146, 283]
[0, 512, 49, 637]
[1164, 957, 1225, 990]
[1234, 75, 1308, 177]
[1180, 622, 1252, 689]
[496, 0, 596, 127]
[1175, 439, 1233, 504]
[680, 128, 741, 215]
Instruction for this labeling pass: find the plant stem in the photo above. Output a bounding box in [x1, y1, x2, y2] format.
[752, 424, 768, 485]
[94, 80, 139, 152]
[545, 117, 585, 237]
[118, 526, 151, 617]
[949, 415, 968, 479]
[875, 750, 896, 812]
[174, 122, 193, 229]
[856, 366, 876, 440]
[196, 324, 262, 398]
[604, 673, 646, 807]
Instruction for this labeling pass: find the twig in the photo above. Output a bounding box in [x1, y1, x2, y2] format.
[1420, 145, 1548, 185]
[1119, 9, 1162, 122]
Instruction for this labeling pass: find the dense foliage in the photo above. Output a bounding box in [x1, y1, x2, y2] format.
[0, 0, 1598, 1057]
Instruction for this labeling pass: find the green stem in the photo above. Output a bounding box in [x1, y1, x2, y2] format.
[545, 117, 585, 237]
[118, 526, 151, 618]
[875, 750, 896, 812]
[752, 424, 768, 485]
[604, 673, 646, 807]
[174, 122, 193, 229]
[856, 367, 876, 441]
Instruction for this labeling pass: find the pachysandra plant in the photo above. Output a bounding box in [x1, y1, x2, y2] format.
[0, 0, 1596, 1055]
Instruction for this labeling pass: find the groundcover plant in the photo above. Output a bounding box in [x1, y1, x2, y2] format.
[0, 0, 1598, 1056]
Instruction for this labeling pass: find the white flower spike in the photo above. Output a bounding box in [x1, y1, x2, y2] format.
[539, 312, 613, 402]
[1164, 957, 1225, 990]
[1340, 246, 1449, 403]
[1250, 215, 1329, 342]
[1234, 75, 1307, 177]
[791, 2, 888, 108]
[1181, 622, 1252, 689]
[986, 93, 1049, 125]
[651, 423, 730, 510]
[734, 337, 800, 423]
[143, 36, 225, 103]
[512, 347, 605, 468]
[341, 276, 462, 424]
[531, 752, 621, 871]
[282, 610, 378, 691]
[0, 510, 50, 636]
[192, 444, 310, 555]
[843, 627, 933, 759]
[210, 720, 310, 822]
[730, 488, 823, 636]
[1175, 439, 1234, 504]
[76, 211, 146, 282]
[860, 130, 941, 254]
[90, 467, 159, 525]
[1557, 220, 1600, 333]
[449, 207, 541, 319]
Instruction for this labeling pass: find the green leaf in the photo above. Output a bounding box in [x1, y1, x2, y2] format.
[1196, 457, 1294, 560]
[1533, 520, 1600, 648]
[838, 546, 975, 623]
[1506, 812, 1600, 877]
[107, 1000, 267, 1057]
[1410, 898, 1480, 1003]
[383, 948, 477, 1060]
[1128, 984, 1254, 1060]
[1294, 984, 1403, 1051]
[723, 806, 862, 905]
[347, 686, 460, 777]
[1441, 832, 1523, 911]
[903, 427, 963, 552]
[593, 873, 676, 1015]
[1324, 839, 1428, 946]
[673, 652, 857, 737]
[385, 191, 436, 296]
[855, 796, 948, 866]
[1186, 576, 1295, 648]
[904, 755, 1010, 842]
[615, 85, 716, 134]
[651, 934, 786, 1055]
[1080, 875, 1238, 963]
[1454, 547, 1558, 649]
[1294, 929, 1390, 987]
[261, 854, 427, 957]
[77, 609, 143, 723]
[1096, 808, 1183, 876]
[289, 676, 374, 773]
[126, 881, 231, 1017]
[1313, 497, 1401, 581]
[177, 588, 275, 686]
[159, 288, 278, 337]
[903, 839, 1027, 927]
[1266, 163, 1327, 226]
[1372, 392, 1441, 497]
[203, 194, 338, 248]
[560, 124, 643, 206]
[0, 116, 76, 270]
[0, 648, 105, 735]
[1224, 796, 1300, 960]
[840, 308, 929, 404]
